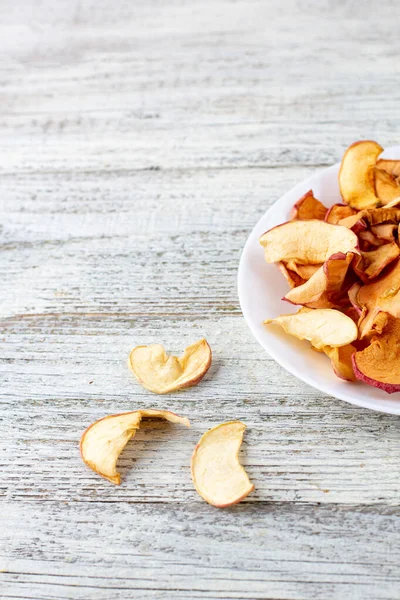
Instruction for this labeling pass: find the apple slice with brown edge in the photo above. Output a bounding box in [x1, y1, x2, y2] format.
[325, 204, 356, 225]
[353, 242, 400, 283]
[376, 159, 400, 180]
[374, 167, 400, 205]
[291, 190, 327, 221]
[370, 223, 397, 241]
[339, 140, 383, 209]
[277, 263, 305, 289]
[191, 421, 254, 508]
[129, 339, 211, 394]
[259, 220, 358, 265]
[265, 307, 357, 350]
[355, 260, 400, 337]
[321, 344, 356, 381]
[284, 252, 354, 307]
[352, 314, 400, 393]
[81, 409, 190, 484]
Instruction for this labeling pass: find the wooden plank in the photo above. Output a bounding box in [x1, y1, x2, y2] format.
[1, 502, 399, 600]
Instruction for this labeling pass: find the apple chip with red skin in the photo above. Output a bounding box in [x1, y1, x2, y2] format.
[81, 410, 190, 484]
[353, 242, 400, 283]
[325, 204, 356, 225]
[191, 421, 254, 508]
[321, 344, 356, 382]
[291, 190, 327, 221]
[284, 252, 354, 307]
[353, 315, 400, 393]
[129, 339, 211, 394]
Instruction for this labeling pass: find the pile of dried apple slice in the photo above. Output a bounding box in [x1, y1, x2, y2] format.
[80, 339, 254, 507]
[261, 140, 400, 393]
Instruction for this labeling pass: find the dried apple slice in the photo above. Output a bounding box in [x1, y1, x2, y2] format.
[284, 252, 353, 307]
[191, 421, 254, 508]
[321, 344, 356, 381]
[374, 167, 400, 205]
[81, 409, 190, 484]
[265, 308, 357, 350]
[352, 315, 400, 393]
[259, 221, 358, 265]
[338, 140, 383, 209]
[285, 261, 322, 280]
[370, 223, 397, 241]
[277, 263, 305, 289]
[325, 204, 356, 225]
[353, 242, 400, 282]
[129, 339, 212, 394]
[376, 159, 400, 180]
[355, 260, 400, 337]
[291, 190, 327, 221]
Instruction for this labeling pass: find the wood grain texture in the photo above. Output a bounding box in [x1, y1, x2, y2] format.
[1, 0, 400, 598]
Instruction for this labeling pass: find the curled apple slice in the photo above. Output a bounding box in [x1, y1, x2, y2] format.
[353, 315, 400, 393]
[284, 252, 353, 307]
[374, 167, 400, 205]
[265, 308, 357, 350]
[353, 241, 400, 282]
[325, 204, 356, 225]
[338, 140, 383, 209]
[285, 261, 322, 281]
[321, 344, 356, 381]
[259, 221, 358, 265]
[376, 159, 400, 180]
[356, 260, 400, 337]
[277, 262, 305, 289]
[291, 190, 327, 221]
[81, 409, 190, 484]
[191, 421, 254, 508]
[129, 339, 212, 394]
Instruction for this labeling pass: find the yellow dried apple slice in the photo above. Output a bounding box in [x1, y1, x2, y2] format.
[81, 409, 190, 484]
[265, 308, 357, 350]
[285, 261, 322, 280]
[353, 241, 400, 282]
[339, 140, 383, 209]
[259, 220, 358, 265]
[191, 421, 254, 508]
[129, 339, 212, 394]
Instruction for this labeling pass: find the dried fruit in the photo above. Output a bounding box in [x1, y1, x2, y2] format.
[191, 421, 254, 508]
[284, 252, 353, 307]
[260, 221, 358, 265]
[374, 167, 400, 205]
[325, 204, 356, 225]
[352, 315, 400, 393]
[291, 190, 327, 221]
[339, 140, 383, 209]
[81, 410, 190, 484]
[129, 339, 212, 394]
[265, 308, 357, 350]
[353, 242, 400, 282]
[355, 260, 400, 337]
[322, 344, 356, 381]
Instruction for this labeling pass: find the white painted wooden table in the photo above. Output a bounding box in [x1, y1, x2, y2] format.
[1, 1, 400, 598]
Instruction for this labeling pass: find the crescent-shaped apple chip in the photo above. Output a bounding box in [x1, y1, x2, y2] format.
[191, 421, 254, 508]
[339, 140, 383, 209]
[129, 339, 212, 394]
[259, 220, 358, 265]
[81, 409, 190, 484]
[265, 308, 358, 350]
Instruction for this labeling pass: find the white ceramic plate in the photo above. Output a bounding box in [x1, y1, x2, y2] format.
[238, 147, 400, 415]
